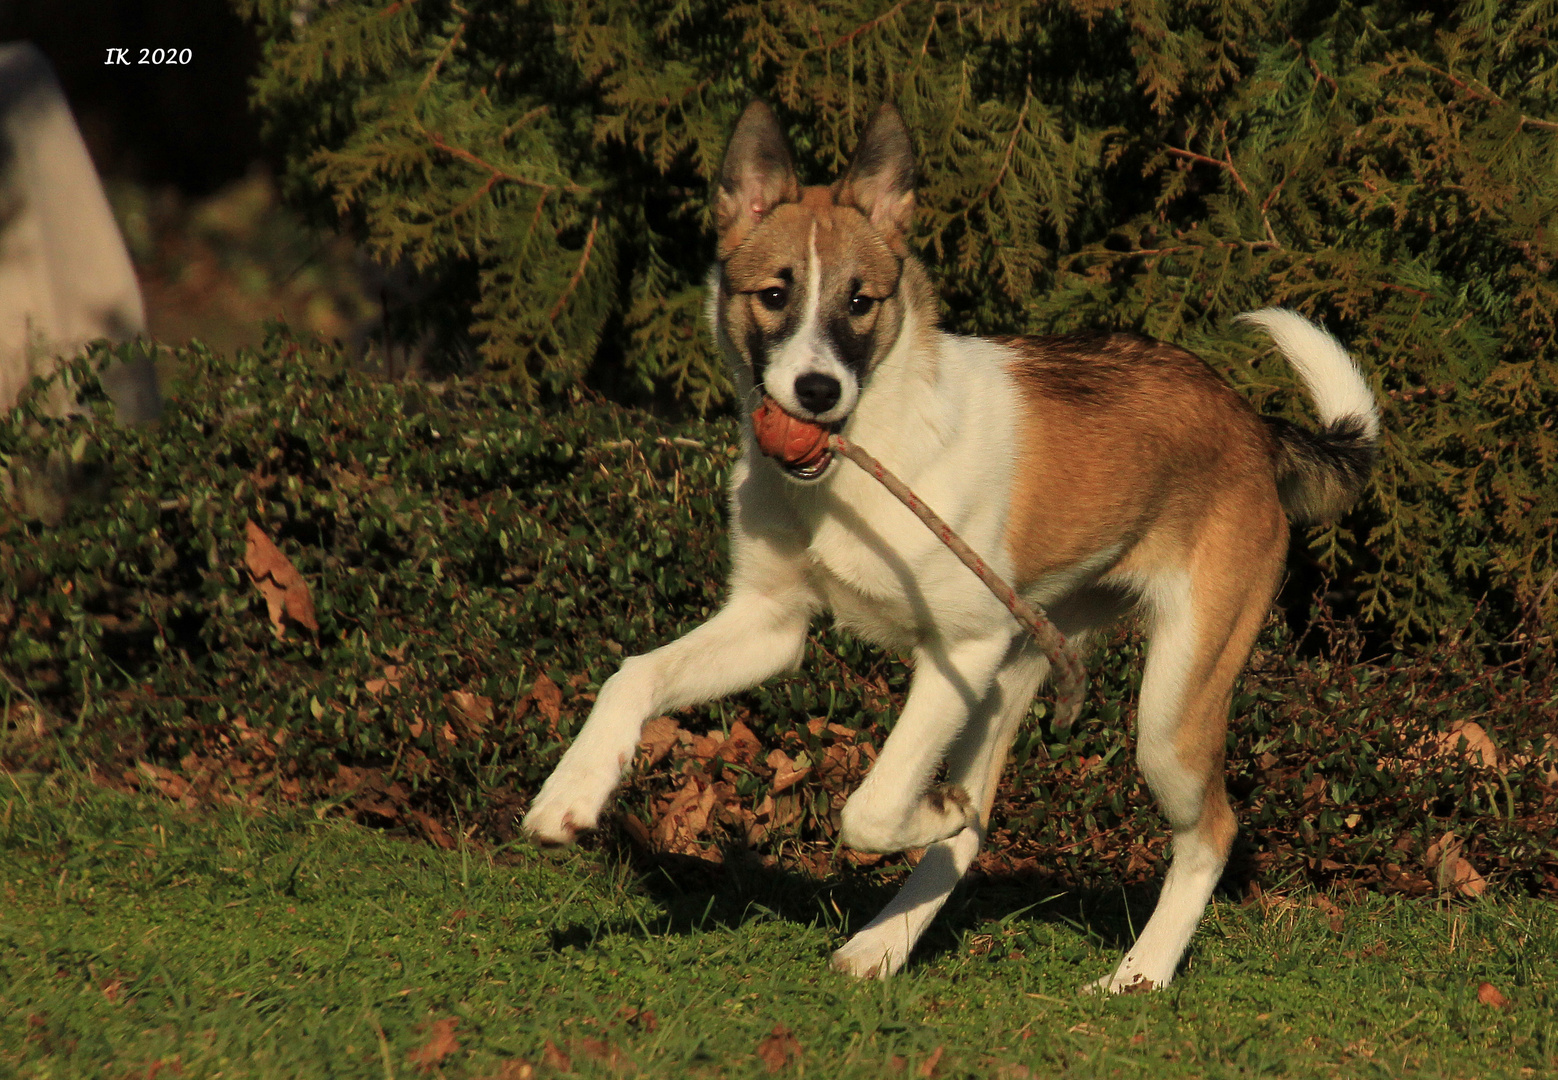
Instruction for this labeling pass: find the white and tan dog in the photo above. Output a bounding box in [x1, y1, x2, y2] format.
[523, 102, 1378, 991]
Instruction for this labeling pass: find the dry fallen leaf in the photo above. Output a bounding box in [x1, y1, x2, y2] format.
[713, 720, 763, 766]
[1424, 832, 1487, 898]
[243, 520, 318, 638]
[407, 1017, 459, 1072]
[756, 1024, 802, 1073]
[1438, 720, 1499, 770]
[767, 749, 811, 795]
[638, 716, 681, 767]
[918, 1045, 946, 1078]
[580, 1037, 624, 1068]
[1478, 982, 1510, 1008]
[530, 675, 563, 736]
[365, 665, 404, 697]
[135, 760, 190, 800]
[541, 1041, 572, 1072]
[410, 810, 456, 851]
[689, 732, 725, 760]
[446, 690, 493, 737]
[1313, 894, 1345, 933]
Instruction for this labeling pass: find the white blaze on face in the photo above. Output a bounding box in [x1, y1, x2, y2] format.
[762, 225, 860, 424]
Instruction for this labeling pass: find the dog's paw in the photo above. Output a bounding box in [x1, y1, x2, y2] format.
[520, 805, 586, 846]
[839, 783, 977, 853]
[521, 777, 607, 846]
[1083, 956, 1172, 995]
[831, 929, 911, 980]
[1082, 973, 1158, 996]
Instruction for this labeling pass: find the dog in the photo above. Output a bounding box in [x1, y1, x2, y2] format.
[523, 101, 1378, 992]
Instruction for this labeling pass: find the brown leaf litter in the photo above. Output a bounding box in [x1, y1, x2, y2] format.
[407, 1017, 459, 1072]
[756, 1024, 802, 1073]
[1423, 831, 1487, 898]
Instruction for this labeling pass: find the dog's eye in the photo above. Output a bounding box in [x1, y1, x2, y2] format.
[849, 294, 876, 317]
[757, 286, 788, 311]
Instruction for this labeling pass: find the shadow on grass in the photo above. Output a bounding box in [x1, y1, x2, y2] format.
[543, 822, 1262, 971]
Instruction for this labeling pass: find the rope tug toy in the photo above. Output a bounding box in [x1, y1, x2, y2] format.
[751, 397, 1087, 730]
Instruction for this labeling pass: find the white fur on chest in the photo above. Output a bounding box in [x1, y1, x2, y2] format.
[740, 331, 1024, 649]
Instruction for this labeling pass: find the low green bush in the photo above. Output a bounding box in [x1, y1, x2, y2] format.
[2, 336, 1554, 898]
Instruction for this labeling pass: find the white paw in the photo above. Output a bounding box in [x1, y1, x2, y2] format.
[521, 766, 615, 845]
[839, 784, 978, 853]
[1083, 956, 1173, 995]
[831, 928, 911, 979]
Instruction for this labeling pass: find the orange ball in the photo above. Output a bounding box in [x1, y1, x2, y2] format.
[751, 397, 831, 468]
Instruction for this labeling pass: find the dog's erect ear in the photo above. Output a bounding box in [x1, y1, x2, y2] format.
[838, 103, 915, 255]
[716, 101, 800, 257]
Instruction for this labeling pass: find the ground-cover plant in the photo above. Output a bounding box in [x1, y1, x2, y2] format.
[1, 336, 1554, 904]
[2, 771, 1556, 1078]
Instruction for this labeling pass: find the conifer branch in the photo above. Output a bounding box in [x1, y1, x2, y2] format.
[1165, 145, 1251, 197]
[1260, 169, 1289, 215]
[1404, 59, 1558, 131]
[1378, 282, 1432, 300]
[501, 106, 551, 142]
[1166, 137, 1281, 248]
[944, 94, 1031, 229]
[521, 191, 550, 249]
[1072, 234, 1280, 266]
[548, 214, 601, 323]
[816, 0, 911, 52]
[916, 5, 940, 58]
[424, 131, 586, 197]
[418, 20, 466, 96]
[1288, 36, 1337, 93]
[979, 94, 1031, 206]
[450, 173, 500, 218]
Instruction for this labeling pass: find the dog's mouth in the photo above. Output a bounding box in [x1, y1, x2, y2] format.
[750, 396, 838, 482]
[782, 452, 833, 481]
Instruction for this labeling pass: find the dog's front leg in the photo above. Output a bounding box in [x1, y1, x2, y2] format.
[837, 633, 1013, 854]
[522, 587, 811, 845]
[832, 643, 1053, 978]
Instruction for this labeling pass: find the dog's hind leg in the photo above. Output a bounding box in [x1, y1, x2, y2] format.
[522, 585, 813, 845]
[832, 642, 1053, 978]
[1092, 524, 1283, 993]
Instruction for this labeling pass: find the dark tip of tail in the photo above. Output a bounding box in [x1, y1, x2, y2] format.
[1264, 414, 1377, 524]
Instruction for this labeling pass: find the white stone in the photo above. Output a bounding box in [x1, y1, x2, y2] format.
[0, 42, 157, 421]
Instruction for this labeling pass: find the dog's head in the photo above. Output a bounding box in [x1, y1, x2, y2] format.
[713, 101, 922, 480]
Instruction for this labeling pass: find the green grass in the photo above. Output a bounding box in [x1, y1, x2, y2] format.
[2, 772, 1554, 1079]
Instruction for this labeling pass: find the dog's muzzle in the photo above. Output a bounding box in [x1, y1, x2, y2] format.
[751, 396, 836, 481]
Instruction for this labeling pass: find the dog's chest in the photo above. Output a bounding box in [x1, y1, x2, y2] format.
[808, 519, 925, 649]
[797, 465, 1006, 649]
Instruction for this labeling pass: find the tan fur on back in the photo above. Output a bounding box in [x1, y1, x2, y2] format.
[999, 333, 1284, 587]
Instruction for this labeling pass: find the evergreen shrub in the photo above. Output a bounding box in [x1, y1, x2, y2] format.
[234, 0, 1557, 643]
[2, 338, 1554, 896]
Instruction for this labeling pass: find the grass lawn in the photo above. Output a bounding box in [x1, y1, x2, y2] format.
[2, 770, 1554, 1079]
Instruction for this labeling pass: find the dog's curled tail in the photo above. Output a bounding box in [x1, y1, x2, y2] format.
[1237, 308, 1380, 524]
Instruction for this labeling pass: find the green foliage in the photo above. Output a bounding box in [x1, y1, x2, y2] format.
[2, 338, 1555, 899]
[235, 0, 1557, 642]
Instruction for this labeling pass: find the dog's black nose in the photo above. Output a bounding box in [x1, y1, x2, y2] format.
[794, 372, 841, 414]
